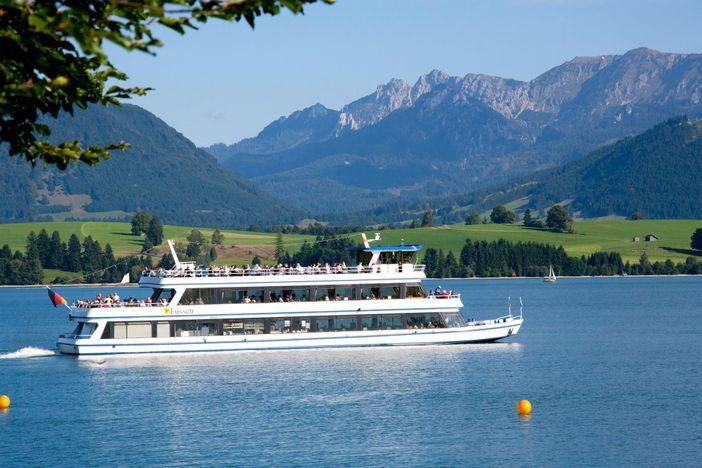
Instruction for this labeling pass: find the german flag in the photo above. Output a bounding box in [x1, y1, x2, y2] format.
[47, 288, 68, 308]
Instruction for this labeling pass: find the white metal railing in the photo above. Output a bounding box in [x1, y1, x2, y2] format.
[141, 264, 426, 279]
[427, 293, 461, 299]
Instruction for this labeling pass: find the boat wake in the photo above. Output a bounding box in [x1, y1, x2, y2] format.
[0, 347, 57, 359]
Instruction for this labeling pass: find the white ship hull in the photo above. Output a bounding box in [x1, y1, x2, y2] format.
[57, 317, 523, 356]
[55, 237, 525, 356]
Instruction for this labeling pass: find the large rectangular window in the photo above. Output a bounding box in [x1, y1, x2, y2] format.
[156, 322, 171, 338]
[379, 315, 403, 330]
[316, 288, 334, 301]
[113, 322, 127, 339]
[246, 289, 264, 304]
[441, 313, 465, 328]
[315, 316, 335, 332]
[244, 319, 265, 334]
[360, 316, 379, 331]
[405, 313, 446, 329]
[111, 321, 151, 338]
[223, 319, 244, 335]
[288, 288, 310, 302]
[335, 316, 357, 331]
[379, 286, 401, 300]
[179, 288, 265, 305]
[406, 286, 426, 298]
[270, 318, 292, 333]
[175, 321, 219, 337]
[315, 286, 356, 301]
[291, 318, 310, 333]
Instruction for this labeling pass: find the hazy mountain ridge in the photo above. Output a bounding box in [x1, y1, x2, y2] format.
[206, 48, 702, 214]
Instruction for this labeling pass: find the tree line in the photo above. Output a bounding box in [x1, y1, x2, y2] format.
[423, 238, 702, 278]
[0, 230, 153, 285]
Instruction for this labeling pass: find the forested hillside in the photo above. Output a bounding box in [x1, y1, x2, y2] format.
[0, 105, 304, 228]
[341, 116, 702, 224]
[524, 116, 702, 218]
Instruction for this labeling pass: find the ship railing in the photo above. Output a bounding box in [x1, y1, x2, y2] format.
[141, 264, 426, 278]
[427, 293, 461, 299]
[73, 301, 167, 308]
[466, 314, 520, 326]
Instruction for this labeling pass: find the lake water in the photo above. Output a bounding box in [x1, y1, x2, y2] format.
[1, 277, 701, 466]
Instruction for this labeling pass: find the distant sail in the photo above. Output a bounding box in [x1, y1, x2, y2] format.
[120, 273, 130, 284]
[544, 265, 557, 283]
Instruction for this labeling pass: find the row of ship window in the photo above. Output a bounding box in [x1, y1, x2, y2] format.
[99, 313, 466, 339]
[172, 284, 427, 305]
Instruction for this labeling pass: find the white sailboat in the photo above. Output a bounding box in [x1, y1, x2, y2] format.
[544, 265, 557, 283]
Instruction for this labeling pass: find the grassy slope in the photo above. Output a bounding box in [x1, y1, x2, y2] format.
[376, 220, 701, 263]
[0, 222, 314, 261]
[0, 220, 700, 267]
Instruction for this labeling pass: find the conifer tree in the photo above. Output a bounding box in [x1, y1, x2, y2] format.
[35, 229, 51, 266]
[47, 231, 65, 269]
[274, 233, 285, 261]
[24, 233, 43, 284]
[146, 216, 164, 246]
[65, 234, 82, 272]
[523, 209, 533, 227]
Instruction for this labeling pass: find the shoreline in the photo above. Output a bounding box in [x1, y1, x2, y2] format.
[1, 274, 700, 288]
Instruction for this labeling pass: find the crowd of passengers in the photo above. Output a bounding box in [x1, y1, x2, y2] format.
[142, 261, 392, 278]
[73, 292, 168, 308]
[73, 286, 457, 308]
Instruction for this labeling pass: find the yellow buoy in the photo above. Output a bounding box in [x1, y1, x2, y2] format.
[0, 395, 10, 409]
[517, 399, 532, 415]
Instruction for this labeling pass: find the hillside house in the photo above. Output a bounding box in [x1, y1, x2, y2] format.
[645, 234, 659, 242]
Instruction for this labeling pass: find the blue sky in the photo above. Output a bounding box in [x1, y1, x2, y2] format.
[108, 0, 702, 146]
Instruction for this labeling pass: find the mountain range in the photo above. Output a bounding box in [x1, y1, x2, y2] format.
[207, 48, 702, 214]
[0, 105, 302, 228]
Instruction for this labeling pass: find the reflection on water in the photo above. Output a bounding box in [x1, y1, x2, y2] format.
[75, 342, 524, 369]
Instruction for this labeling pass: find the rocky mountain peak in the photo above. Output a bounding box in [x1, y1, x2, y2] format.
[411, 69, 452, 101]
[336, 78, 413, 134]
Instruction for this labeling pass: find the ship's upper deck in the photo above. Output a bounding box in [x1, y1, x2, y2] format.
[141, 238, 426, 287]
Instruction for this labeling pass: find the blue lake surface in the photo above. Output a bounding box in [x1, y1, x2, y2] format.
[1, 277, 701, 466]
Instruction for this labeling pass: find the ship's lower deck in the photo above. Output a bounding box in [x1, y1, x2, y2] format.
[57, 317, 523, 355]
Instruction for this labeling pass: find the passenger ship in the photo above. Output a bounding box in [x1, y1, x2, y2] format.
[57, 236, 524, 355]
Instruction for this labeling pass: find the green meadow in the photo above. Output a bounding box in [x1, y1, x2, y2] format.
[376, 219, 702, 263]
[0, 219, 700, 266]
[0, 222, 315, 264]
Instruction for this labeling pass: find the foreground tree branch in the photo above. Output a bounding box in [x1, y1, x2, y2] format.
[0, 0, 334, 168]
